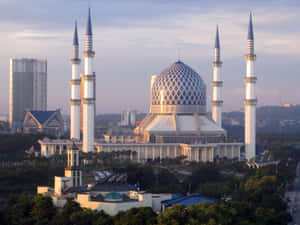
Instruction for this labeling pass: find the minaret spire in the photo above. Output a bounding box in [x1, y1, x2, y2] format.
[244, 12, 257, 160]
[247, 12, 254, 56]
[86, 8, 93, 36]
[212, 25, 223, 127]
[82, 8, 96, 153]
[248, 12, 254, 41]
[73, 20, 79, 46]
[215, 25, 220, 49]
[70, 20, 81, 140]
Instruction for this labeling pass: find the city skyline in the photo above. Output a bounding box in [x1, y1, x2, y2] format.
[0, 0, 299, 114]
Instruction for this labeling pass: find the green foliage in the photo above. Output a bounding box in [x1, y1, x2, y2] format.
[114, 207, 157, 225]
[3, 193, 33, 225]
[0, 133, 45, 160]
[31, 195, 56, 225]
[157, 204, 187, 225]
[127, 164, 156, 190]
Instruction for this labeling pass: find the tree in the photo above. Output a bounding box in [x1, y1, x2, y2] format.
[51, 198, 82, 225]
[157, 204, 187, 225]
[70, 209, 95, 225]
[114, 207, 157, 225]
[3, 193, 34, 225]
[31, 194, 56, 225]
[93, 210, 114, 225]
[244, 176, 277, 203]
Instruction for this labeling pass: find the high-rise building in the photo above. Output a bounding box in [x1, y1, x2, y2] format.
[9, 58, 47, 129]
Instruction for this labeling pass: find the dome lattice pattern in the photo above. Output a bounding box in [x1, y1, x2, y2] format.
[152, 61, 206, 106]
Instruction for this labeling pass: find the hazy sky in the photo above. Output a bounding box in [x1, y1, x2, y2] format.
[2, 0, 300, 114]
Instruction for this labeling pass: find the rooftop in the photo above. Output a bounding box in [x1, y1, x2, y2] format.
[162, 193, 215, 208]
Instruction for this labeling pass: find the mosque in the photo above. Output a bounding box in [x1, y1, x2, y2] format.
[39, 9, 258, 162]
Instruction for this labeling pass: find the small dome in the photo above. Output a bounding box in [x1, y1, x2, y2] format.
[151, 61, 206, 114]
[104, 192, 122, 200]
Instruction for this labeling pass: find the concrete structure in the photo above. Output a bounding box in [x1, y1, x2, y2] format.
[244, 13, 257, 160]
[80, 74, 96, 132]
[37, 13, 266, 163]
[9, 58, 47, 129]
[212, 26, 223, 127]
[39, 138, 81, 157]
[39, 139, 242, 162]
[82, 8, 96, 152]
[38, 182, 173, 215]
[65, 143, 82, 187]
[70, 21, 81, 140]
[23, 110, 64, 137]
[37, 142, 174, 215]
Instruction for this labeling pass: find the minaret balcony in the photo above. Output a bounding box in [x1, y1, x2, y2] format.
[70, 99, 81, 105]
[81, 73, 96, 80]
[244, 77, 257, 83]
[83, 50, 95, 57]
[245, 54, 256, 61]
[70, 58, 81, 64]
[82, 98, 95, 104]
[212, 61, 223, 67]
[244, 99, 257, 106]
[70, 79, 81, 85]
[212, 100, 223, 106]
[212, 81, 223, 87]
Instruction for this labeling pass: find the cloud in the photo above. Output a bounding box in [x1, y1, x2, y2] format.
[0, 1, 299, 114]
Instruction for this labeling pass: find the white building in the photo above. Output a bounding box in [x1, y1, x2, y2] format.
[37, 143, 174, 215]
[120, 110, 137, 127]
[9, 58, 47, 129]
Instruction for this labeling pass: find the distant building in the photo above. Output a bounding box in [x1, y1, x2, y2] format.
[9, 58, 47, 129]
[120, 110, 137, 128]
[23, 110, 64, 137]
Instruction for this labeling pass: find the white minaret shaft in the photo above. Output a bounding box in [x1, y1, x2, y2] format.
[244, 13, 257, 160]
[212, 25, 223, 127]
[70, 21, 81, 140]
[82, 8, 95, 152]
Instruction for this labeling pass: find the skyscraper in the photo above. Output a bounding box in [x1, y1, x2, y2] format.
[9, 58, 47, 129]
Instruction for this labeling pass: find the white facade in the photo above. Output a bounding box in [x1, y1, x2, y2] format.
[244, 14, 257, 160]
[70, 22, 81, 140]
[9, 58, 47, 129]
[82, 9, 96, 152]
[38, 139, 242, 162]
[212, 26, 223, 127]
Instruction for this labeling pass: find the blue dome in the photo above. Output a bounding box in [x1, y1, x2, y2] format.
[151, 61, 206, 114]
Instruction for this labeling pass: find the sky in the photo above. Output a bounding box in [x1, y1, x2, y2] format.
[1, 0, 300, 114]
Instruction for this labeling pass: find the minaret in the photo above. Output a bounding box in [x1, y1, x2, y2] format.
[212, 25, 223, 127]
[244, 12, 257, 160]
[64, 143, 82, 187]
[82, 8, 95, 152]
[70, 21, 81, 140]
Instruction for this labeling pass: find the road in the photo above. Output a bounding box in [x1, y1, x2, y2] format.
[286, 162, 300, 225]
